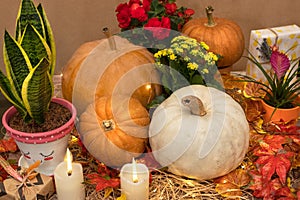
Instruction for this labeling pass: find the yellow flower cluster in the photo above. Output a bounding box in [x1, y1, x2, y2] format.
[154, 35, 219, 73]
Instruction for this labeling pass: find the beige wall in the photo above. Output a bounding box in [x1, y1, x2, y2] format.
[0, 0, 299, 74]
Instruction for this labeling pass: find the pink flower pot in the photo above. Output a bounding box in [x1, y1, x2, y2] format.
[2, 98, 76, 176]
[261, 100, 300, 123]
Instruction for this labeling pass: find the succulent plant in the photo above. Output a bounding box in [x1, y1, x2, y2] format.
[0, 0, 56, 124]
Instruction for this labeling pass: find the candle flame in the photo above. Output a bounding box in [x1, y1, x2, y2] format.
[65, 148, 73, 176]
[132, 158, 138, 183]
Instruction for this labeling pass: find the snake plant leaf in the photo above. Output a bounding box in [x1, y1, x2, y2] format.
[0, 70, 27, 118]
[37, 4, 56, 77]
[22, 58, 53, 124]
[16, 0, 45, 41]
[3, 30, 31, 99]
[20, 24, 51, 68]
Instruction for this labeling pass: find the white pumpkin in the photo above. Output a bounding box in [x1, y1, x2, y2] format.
[149, 85, 249, 180]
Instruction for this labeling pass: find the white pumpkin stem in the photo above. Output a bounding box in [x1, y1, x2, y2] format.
[182, 95, 207, 116]
[103, 27, 117, 51]
[205, 6, 217, 27]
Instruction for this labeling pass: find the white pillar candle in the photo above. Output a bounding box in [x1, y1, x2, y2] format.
[54, 149, 85, 200]
[120, 158, 149, 200]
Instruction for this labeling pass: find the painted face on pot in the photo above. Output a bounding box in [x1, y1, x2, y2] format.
[21, 149, 55, 164]
[16, 135, 70, 176]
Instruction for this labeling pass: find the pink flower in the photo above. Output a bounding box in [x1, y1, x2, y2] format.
[165, 3, 177, 15]
[270, 50, 290, 79]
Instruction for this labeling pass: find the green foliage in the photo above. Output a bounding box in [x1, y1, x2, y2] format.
[0, 0, 55, 124]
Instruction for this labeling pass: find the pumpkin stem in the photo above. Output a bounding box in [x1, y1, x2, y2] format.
[205, 6, 216, 27]
[103, 27, 117, 51]
[182, 95, 207, 116]
[102, 119, 115, 131]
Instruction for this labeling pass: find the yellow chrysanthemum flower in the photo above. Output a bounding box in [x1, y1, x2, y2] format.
[187, 62, 198, 70]
[200, 41, 209, 50]
[154, 51, 162, 58]
[169, 54, 177, 60]
[202, 68, 209, 74]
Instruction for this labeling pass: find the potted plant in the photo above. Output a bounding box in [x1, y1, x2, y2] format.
[0, 0, 76, 176]
[241, 40, 300, 123]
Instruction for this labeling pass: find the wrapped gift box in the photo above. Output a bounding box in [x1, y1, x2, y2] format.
[0, 174, 54, 200]
[246, 24, 300, 82]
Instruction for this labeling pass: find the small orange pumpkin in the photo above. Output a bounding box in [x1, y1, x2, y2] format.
[79, 95, 150, 167]
[182, 6, 245, 68]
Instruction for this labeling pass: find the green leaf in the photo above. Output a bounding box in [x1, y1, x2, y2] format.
[16, 0, 45, 41]
[37, 4, 56, 77]
[0, 70, 27, 118]
[20, 24, 51, 68]
[22, 58, 53, 124]
[3, 30, 31, 98]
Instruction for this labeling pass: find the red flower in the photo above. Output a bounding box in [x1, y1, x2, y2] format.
[129, 0, 141, 6]
[143, 0, 151, 12]
[115, 3, 129, 13]
[117, 10, 131, 29]
[165, 3, 177, 15]
[184, 8, 195, 16]
[131, 6, 148, 22]
[144, 17, 171, 40]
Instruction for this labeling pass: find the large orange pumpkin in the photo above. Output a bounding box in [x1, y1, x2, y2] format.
[62, 35, 161, 114]
[182, 6, 245, 68]
[79, 95, 149, 167]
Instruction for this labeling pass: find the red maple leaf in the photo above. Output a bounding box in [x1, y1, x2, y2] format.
[249, 173, 296, 200]
[86, 173, 120, 191]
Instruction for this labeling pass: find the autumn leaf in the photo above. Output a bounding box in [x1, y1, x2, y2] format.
[243, 82, 266, 100]
[86, 173, 120, 191]
[214, 169, 251, 197]
[0, 137, 17, 153]
[256, 150, 294, 184]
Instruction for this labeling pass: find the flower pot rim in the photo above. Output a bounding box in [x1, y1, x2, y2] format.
[261, 99, 300, 111]
[2, 97, 77, 144]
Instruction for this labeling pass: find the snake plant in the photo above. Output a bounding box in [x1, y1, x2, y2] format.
[0, 0, 56, 124]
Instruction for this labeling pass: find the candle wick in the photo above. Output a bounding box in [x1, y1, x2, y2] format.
[67, 171, 72, 176]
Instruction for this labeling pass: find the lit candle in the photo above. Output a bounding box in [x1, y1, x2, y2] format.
[54, 148, 85, 200]
[120, 158, 149, 200]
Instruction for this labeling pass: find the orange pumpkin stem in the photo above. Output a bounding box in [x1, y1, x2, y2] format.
[182, 95, 207, 116]
[103, 27, 117, 51]
[205, 6, 216, 27]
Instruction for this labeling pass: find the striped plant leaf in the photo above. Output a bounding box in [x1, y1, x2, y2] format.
[15, 0, 45, 41]
[37, 4, 56, 77]
[22, 58, 53, 124]
[3, 30, 31, 99]
[20, 24, 51, 68]
[0, 70, 27, 118]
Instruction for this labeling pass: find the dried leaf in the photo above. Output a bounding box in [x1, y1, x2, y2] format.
[243, 82, 266, 100]
[215, 169, 251, 197]
[116, 193, 126, 200]
[104, 187, 113, 199]
[0, 137, 17, 153]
